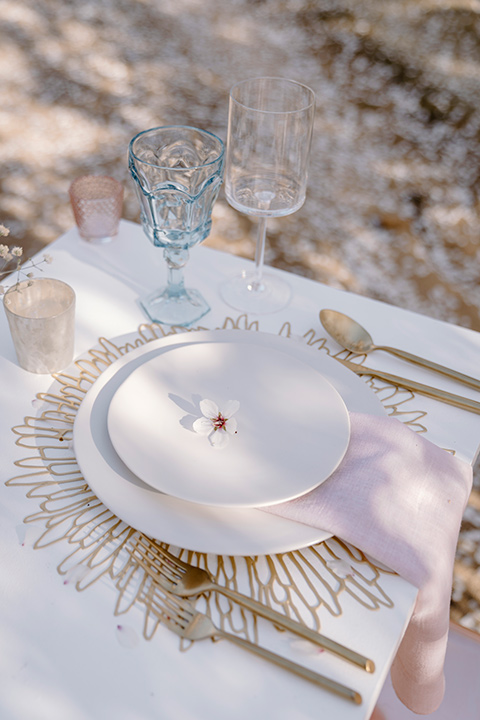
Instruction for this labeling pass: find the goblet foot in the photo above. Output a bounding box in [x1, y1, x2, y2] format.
[140, 286, 210, 327]
[220, 271, 291, 314]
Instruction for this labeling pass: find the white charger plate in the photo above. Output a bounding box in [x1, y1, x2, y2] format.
[73, 329, 385, 555]
[107, 341, 351, 508]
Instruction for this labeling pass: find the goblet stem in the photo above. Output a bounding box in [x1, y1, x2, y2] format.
[220, 211, 291, 314]
[164, 247, 189, 299]
[140, 245, 209, 326]
[251, 217, 267, 293]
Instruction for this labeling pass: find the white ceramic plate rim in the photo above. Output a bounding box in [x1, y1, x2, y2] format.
[73, 330, 385, 555]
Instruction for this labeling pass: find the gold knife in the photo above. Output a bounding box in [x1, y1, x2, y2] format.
[337, 358, 480, 415]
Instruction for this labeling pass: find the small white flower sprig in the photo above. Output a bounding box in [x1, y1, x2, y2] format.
[192, 399, 240, 449]
[0, 224, 53, 295]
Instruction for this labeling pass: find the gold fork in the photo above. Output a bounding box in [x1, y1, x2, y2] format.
[148, 588, 362, 704]
[130, 534, 375, 673]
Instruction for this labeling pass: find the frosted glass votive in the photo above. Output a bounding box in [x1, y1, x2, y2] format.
[69, 175, 123, 244]
[3, 278, 76, 374]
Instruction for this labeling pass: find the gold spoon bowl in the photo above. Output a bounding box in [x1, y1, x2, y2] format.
[320, 309, 480, 392]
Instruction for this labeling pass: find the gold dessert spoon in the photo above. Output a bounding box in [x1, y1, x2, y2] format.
[320, 309, 480, 392]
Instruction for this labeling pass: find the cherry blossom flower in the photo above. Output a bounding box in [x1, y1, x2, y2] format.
[192, 398, 240, 448]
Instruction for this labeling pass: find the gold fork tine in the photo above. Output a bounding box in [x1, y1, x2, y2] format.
[132, 545, 180, 586]
[130, 534, 375, 674]
[132, 550, 179, 593]
[150, 591, 192, 625]
[153, 591, 192, 626]
[134, 536, 184, 581]
[135, 534, 197, 574]
[148, 590, 362, 705]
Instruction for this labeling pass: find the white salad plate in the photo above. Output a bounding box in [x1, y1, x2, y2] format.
[73, 330, 385, 555]
[107, 341, 351, 508]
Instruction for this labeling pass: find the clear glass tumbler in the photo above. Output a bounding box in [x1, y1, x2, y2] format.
[4, 278, 76, 373]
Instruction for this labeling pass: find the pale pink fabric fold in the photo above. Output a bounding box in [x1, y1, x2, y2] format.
[264, 412, 473, 715]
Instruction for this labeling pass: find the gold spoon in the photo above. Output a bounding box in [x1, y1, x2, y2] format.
[320, 309, 480, 392]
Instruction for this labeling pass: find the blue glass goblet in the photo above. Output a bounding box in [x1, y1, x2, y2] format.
[129, 125, 224, 326]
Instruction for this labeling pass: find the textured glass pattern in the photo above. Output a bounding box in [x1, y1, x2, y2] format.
[69, 175, 123, 243]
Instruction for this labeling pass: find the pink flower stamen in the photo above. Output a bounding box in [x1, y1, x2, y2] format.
[192, 399, 239, 448]
[212, 413, 227, 431]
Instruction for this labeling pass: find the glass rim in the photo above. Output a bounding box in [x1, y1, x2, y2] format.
[229, 77, 316, 115]
[128, 125, 225, 170]
[3, 278, 76, 319]
[69, 175, 122, 192]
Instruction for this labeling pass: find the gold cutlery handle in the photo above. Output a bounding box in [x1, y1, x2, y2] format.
[221, 630, 362, 704]
[216, 584, 374, 673]
[379, 345, 480, 392]
[339, 359, 480, 414]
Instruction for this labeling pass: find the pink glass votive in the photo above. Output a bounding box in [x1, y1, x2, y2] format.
[69, 175, 123, 244]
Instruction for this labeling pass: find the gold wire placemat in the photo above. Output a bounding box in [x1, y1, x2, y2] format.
[7, 314, 428, 646]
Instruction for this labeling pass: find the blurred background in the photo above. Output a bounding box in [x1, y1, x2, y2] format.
[1, 0, 480, 629]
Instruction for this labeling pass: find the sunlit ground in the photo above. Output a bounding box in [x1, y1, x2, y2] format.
[1, 0, 480, 630]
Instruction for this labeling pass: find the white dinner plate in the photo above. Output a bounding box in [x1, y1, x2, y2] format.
[73, 330, 385, 555]
[107, 341, 351, 508]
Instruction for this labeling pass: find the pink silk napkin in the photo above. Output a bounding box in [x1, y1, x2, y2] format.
[264, 412, 473, 715]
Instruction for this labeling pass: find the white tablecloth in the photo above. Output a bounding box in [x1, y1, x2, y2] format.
[1, 220, 479, 720]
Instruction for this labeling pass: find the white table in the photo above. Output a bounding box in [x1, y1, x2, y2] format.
[1, 220, 479, 720]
